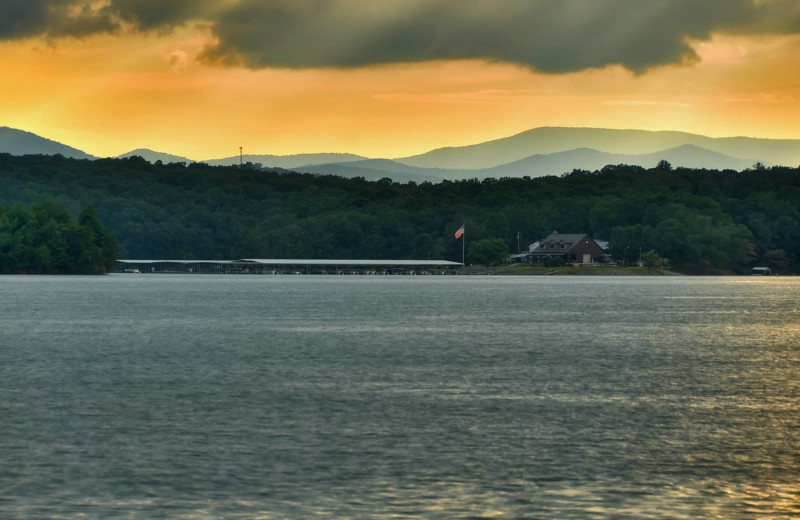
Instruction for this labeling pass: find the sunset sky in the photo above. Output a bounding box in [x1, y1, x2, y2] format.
[2, 0, 800, 160]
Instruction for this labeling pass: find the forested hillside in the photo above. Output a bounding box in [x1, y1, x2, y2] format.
[1, 153, 798, 273]
[0, 201, 118, 274]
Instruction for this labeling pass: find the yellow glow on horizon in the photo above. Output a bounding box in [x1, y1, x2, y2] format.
[3, 29, 800, 160]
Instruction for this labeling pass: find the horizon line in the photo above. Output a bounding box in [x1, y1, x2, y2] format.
[5, 124, 800, 163]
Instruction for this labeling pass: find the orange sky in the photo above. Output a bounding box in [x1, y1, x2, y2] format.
[3, 5, 800, 160]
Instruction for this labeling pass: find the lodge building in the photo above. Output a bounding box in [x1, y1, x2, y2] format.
[527, 232, 608, 265]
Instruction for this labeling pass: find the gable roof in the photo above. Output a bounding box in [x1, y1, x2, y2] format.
[541, 233, 587, 244]
[530, 232, 604, 255]
[533, 232, 583, 249]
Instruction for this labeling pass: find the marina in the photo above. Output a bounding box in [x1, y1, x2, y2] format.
[116, 258, 463, 275]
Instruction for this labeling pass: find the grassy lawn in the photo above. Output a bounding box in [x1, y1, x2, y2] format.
[489, 264, 672, 275]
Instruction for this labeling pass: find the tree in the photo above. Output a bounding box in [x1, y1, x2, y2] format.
[0, 202, 119, 274]
[641, 250, 661, 268]
[762, 249, 789, 272]
[78, 205, 119, 273]
[468, 238, 508, 267]
[2, 154, 800, 273]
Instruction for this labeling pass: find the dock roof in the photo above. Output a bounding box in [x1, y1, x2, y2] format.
[118, 259, 462, 267]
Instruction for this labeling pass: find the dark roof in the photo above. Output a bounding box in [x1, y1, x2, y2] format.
[541, 233, 587, 243]
[118, 259, 462, 267]
[531, 232, 595, 254]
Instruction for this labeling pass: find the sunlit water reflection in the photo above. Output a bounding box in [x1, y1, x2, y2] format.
[1, 275, 798, 518]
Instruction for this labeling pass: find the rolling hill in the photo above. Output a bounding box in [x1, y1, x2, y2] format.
[117, 148, 193, 164]
[0, 127, 95, 159]
[294, 159, 469, 183]
[482, 144, 755, 178]
[2, 125, 797, 183]
[204, 153, 367, 169]
[296, 145, 756, 181]
[396, 127, 800, 170]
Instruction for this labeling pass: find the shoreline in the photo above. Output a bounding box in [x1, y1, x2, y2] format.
[485, 264, 682, 276]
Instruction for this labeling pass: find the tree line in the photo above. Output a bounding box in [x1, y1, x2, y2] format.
[0, 200, 118, 274]
[0, 153, 798, 274]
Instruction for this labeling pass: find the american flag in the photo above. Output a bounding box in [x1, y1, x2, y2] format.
[454, 224, 464, 239]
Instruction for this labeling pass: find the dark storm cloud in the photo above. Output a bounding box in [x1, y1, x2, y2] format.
[0, 0, 214, 39]
[0, 0, 115, 39]
[102, 0, 218, 31]
[3, 0, 800, 72]
[197, 0, 800, 72]
[0, 0, 49, 38]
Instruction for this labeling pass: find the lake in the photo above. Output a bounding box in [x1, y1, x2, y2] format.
[1, 274, 799, 519]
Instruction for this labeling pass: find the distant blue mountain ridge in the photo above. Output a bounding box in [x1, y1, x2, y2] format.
[0, 126, 95, 160]
[2, 125, 796, 182]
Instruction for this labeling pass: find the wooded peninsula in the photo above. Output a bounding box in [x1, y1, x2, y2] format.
[1, 153, 798, 274]
[0, 200, 117, 274]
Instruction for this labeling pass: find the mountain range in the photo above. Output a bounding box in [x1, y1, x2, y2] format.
[3, 125, 798, 182]
[0, 127, 95, 160]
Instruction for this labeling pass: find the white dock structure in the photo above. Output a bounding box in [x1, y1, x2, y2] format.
[117, 259, 463, 275]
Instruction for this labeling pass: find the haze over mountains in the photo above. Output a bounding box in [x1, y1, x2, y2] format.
[204, 153, 366, 169]
[3, 125, 798, 183]
[397, 127, 800, 169]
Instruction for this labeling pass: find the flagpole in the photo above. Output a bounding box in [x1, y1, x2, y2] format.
[454, 223, 466, 272]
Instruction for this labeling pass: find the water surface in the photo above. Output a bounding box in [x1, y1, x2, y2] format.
[1, 275, 799, 518]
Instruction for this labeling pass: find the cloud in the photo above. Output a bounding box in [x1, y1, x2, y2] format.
[0, 0, 116, 39]
[3, 0, 800, 73]
[102, 0, 220, 32]
[724, 93, 796, 104]
[374, 89, 556, 105]
[603, 100, 693, 108]
[196, 0, 800, 72]
[167, 49, 190, 72]
[0, 0, 218, 40]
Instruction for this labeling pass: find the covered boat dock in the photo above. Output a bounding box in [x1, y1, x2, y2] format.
[116, 259, 463, 275]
